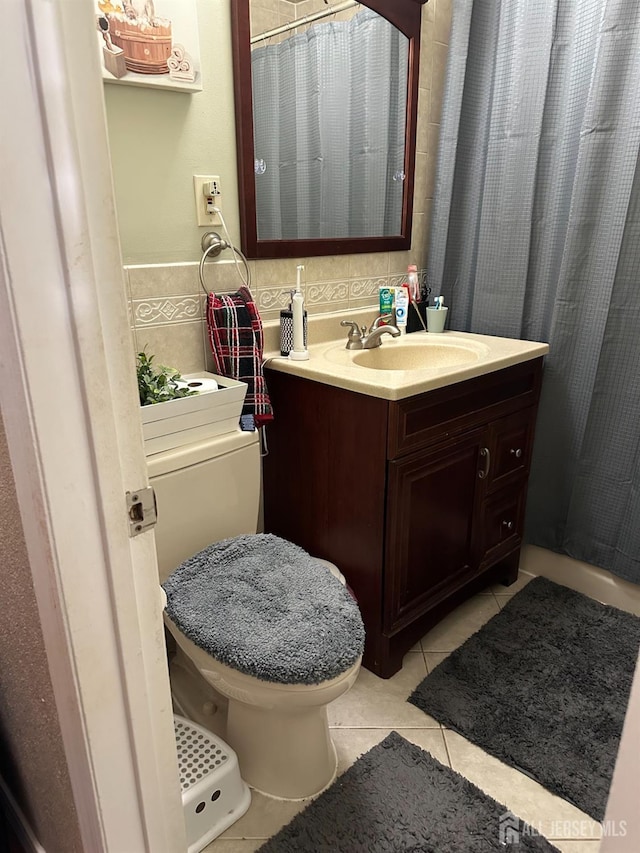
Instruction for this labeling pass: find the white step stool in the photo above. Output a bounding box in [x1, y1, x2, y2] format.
[174, 715, 251, 853]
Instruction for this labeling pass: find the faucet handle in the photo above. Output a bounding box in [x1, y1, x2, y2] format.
[369, 313, 394, 334]
[340, 319, 364, 350]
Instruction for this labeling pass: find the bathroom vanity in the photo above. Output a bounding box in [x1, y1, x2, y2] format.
[263, 331, 547, 678]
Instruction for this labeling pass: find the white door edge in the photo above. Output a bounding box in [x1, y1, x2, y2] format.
[0, 1, 185, 851]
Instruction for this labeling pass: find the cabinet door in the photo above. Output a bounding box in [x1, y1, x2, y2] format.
[385, 429, 486, 634]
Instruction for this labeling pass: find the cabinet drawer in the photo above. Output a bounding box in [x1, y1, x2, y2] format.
[487, 407, 536, 493]
[479, 487, 525, 567]
[388, 359, 543, 459]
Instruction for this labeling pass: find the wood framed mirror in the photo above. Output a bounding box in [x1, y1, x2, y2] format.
[231, 0, 428, 260]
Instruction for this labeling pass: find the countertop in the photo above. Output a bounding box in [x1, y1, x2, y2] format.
[264, 328, 549, 401]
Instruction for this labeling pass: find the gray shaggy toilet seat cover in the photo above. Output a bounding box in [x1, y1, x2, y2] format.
[162, 533, 365, 686]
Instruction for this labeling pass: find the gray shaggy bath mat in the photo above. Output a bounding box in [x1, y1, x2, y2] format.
[163, 533, 364, 685]
[257, 732, 559, 852]
[409, 576, 640, 820]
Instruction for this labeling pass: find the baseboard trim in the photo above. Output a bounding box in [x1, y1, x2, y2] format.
[0, 775, 46, 853]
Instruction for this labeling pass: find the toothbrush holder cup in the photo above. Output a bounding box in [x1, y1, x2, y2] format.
[426, 306, 448, 333]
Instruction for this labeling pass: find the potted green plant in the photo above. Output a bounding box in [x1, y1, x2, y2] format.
[137, 350, 197, 406]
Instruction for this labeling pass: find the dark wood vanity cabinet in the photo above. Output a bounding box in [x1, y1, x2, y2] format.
[263, 357, 544, 678]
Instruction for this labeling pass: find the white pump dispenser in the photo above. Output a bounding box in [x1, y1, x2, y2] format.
[288, 265, 309, 361]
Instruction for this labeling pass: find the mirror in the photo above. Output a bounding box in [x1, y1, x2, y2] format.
[231, 0, 427, 260]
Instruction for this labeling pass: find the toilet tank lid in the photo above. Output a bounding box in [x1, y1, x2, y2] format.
[162, 534, 364, 686]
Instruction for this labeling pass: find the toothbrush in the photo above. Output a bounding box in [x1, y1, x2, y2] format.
[411, 299, 428, 332]
[434, 296, 445, 310]
[289, 265, 309, 361]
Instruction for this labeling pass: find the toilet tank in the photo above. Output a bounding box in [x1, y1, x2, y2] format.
[147, 430, 261, 582]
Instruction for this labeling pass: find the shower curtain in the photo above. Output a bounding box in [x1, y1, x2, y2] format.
[251, 8, 408, 240]
[428, 0, 640, 584]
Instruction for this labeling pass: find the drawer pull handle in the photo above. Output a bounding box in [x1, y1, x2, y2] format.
[502, 520, 514, 530]
[478, 447, 491, 479]
[510, 448, 523, 458]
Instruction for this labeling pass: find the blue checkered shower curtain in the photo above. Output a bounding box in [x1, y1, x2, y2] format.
[428, 0, 640, 583]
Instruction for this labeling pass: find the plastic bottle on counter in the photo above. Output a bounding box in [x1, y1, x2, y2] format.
[407, 264, 420, 302]
[395, 285, 409, 334]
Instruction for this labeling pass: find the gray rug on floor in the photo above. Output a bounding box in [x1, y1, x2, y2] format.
[409, 576, 640, 821]
[258, 732, 559, 852]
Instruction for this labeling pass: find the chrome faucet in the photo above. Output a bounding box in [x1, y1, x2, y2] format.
[340, 317, 401, 350]
[362, 324, 401, 349]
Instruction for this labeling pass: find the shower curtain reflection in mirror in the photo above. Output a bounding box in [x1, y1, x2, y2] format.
[251, 8, 408, 241]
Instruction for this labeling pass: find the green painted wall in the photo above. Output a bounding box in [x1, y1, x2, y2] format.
[104, 0, 240, 264]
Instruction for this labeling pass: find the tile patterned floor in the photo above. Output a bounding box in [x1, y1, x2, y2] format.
[205, 573, 601, 852]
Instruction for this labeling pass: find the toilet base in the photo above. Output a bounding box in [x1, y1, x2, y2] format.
[166, 620, 361, 800]
[225, 698, 338, 800]
[169, 648, 228, 740]
[170, 653, 340, 799]
[170, 647, 339, 798]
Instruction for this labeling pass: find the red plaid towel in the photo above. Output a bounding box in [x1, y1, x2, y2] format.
[206, 286, 273, 427]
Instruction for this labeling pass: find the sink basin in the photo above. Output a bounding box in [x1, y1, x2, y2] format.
[321, 334, 490, 375]
[351, 342, 481, 371]
[265, 328, 550, 401]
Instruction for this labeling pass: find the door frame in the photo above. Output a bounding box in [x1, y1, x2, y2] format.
[0, 1, 185, 849]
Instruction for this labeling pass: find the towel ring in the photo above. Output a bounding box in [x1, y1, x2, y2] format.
[199, 232, 225, 294]
[199, 231, 252, 295]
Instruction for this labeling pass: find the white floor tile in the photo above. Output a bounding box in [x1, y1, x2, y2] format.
[553, 842, 602, 852]
[328, 651, 440, 728]
[204, 841, 264, 852]
[424, 651, 451, 673]
[421, 593, 500, 652]
[331, 726, 450, 770]
[216, 789, 306, 842]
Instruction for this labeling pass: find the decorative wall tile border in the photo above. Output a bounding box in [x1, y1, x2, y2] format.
[348, 277, 387, 301]
[257, 287, 291, 313]
[306, 281, 349, 305]
[128, 265, 430, 329]
[131, 296, 202, 327]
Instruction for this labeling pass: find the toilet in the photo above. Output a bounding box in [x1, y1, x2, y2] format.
[148, 430, 363, 800]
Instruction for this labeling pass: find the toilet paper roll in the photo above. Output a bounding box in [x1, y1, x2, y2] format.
[176, 377, 219, 393]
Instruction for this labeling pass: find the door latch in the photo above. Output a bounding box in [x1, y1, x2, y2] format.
[126, 487, 157, 537]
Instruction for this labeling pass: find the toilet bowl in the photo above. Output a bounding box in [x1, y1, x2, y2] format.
[148, 430, 364, 800]
[164, 603, 361, 799]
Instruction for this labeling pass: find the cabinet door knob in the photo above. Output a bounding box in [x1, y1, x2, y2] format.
[502, 520, 514, 530]
[478, 447, 491, 479]
[510, 448, 523, 458]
